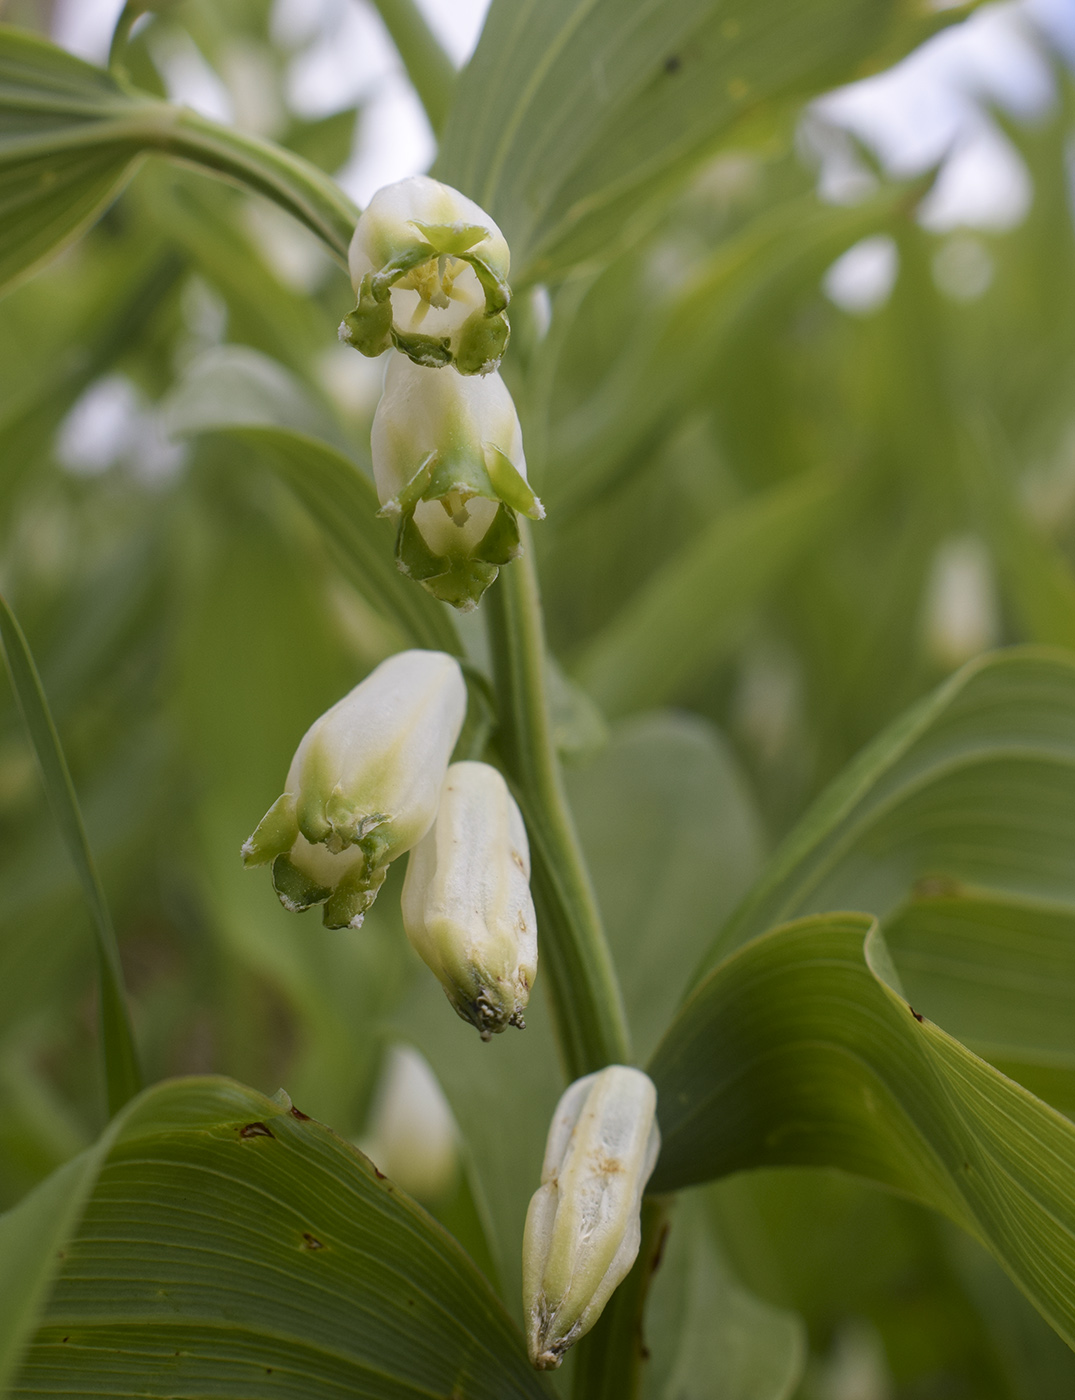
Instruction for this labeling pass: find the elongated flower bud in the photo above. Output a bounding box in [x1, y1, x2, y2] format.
[340, 175, 511, 376]
[522, 1066, 660, 1369]
[242, 650, 466, 929]
[372, 353, 543, 610]
[401, 761, 537, 1039]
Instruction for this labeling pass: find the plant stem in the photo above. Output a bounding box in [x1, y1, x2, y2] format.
[0, 596, 142, 1119]
[129, 104, 359, 265]
[569, 1197, 671, 1400]
[368, 0, 457, 135]
[485, 524, 631, 1078]
[107, 1, 142, 73]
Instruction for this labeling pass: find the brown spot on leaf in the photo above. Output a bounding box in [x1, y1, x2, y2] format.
[302, 1232, 324, 1251]
[910, 1006, 924, 1023]
[373, 1165, 387, 1180]
[240, 1121, 275, 1139]
[290, 1106, 310, 1121]
[913, 874, 964, 900]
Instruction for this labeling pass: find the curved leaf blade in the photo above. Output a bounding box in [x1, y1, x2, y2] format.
[436, 0, 976, 281]
[649, 913, 1075, 1350]
[885, 887, 1075, 1115]
[163, 348, 460, 656]
[705, 648, 1075, 972]
[9, 1077, 547, 1399]
[0, 594, 141, 1118]
[0, 27, 356, 294]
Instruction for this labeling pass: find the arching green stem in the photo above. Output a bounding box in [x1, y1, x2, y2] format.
[485, 525, 631, 1078]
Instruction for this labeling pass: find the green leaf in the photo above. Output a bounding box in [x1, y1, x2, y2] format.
[643, 1192, 806, 1400]
[0, 594, 141, 1119]
[705, 648, 1075, 972]
[885, 888, 1075, 1113]
[164, 346, 460, 656]
[7, 1076, 548, 1398]
[436, 0, 974, 281]
[0, 27, 356, 294]
[0, 28, 143, 293]
[573, 470, 841, 716]
[648, 911, 1075, 1350]
[565, 712, 765, 1061]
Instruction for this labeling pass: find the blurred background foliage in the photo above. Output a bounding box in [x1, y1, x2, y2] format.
[2, 0, 1075, 1395]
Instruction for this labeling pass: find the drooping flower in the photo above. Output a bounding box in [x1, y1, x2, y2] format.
[242, 649, 466, 928]
[402, 760, 537, 1039]
[522, 1065, 660, 1369]
[372, 352, 543, 610]
[340, 175, 511, 376]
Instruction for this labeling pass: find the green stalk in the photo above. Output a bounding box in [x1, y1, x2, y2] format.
[123, 103, 359, 265]
[0, 597, 141, 1119]
[368, 0, 457, 135]
[107, 1, 142, 73]
[485, 525, 631, 1078]
[569, 1198, 671, 1400]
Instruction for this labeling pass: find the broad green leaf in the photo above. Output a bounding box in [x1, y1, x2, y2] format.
[573, 471, 841, 716]
[643, 1191, 805, 1400]
[436, 0, 973, 281]
[649, 912, 1075, 1349]
[885, 888, 1075, 1114]
[8, 1076, 548, 1398]
[565, 712, 765, 1060]
[0, 27, 356, 294]
[0, 1144, 113, 1392]
[705, 648, 1075, 971]
[0, 595, 141, 1117]
[164, 346, 460, 655]
[0, 29, 143, 293]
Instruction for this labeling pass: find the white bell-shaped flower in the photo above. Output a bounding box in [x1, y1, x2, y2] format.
[242, 650, 466, 929]
[402, 760, 537, 1039]
[372, 353, 543, 610]
[523, 1066, 660, 1369]
[341, 175, 511, 376]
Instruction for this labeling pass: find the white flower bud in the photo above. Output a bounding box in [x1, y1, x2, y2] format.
[242, 650, 466, 929]
[401, 761, 537, 1039]
[341, 175, 511, 376]
[372, 354, 543, 610]
[522, 1066, 660, 1370]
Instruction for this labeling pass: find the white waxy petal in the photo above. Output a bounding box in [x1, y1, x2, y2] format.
[369, 355, 541, 610]
[371, 354, 527, 508]
[401, 760, 537, 1038]
[522, 1066, 660, 1369]
[344, 176, 511, 374]
[348, 174, 509, 291]
[243, 649, 467, 928]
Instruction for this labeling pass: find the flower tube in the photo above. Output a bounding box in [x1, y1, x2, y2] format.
[402, 760, 537, 1038]
[522, 1065, 660, 1369]
[341, 175, 511, 375]
[242, 649, 466, 928]
[372, 352, 543, 609]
